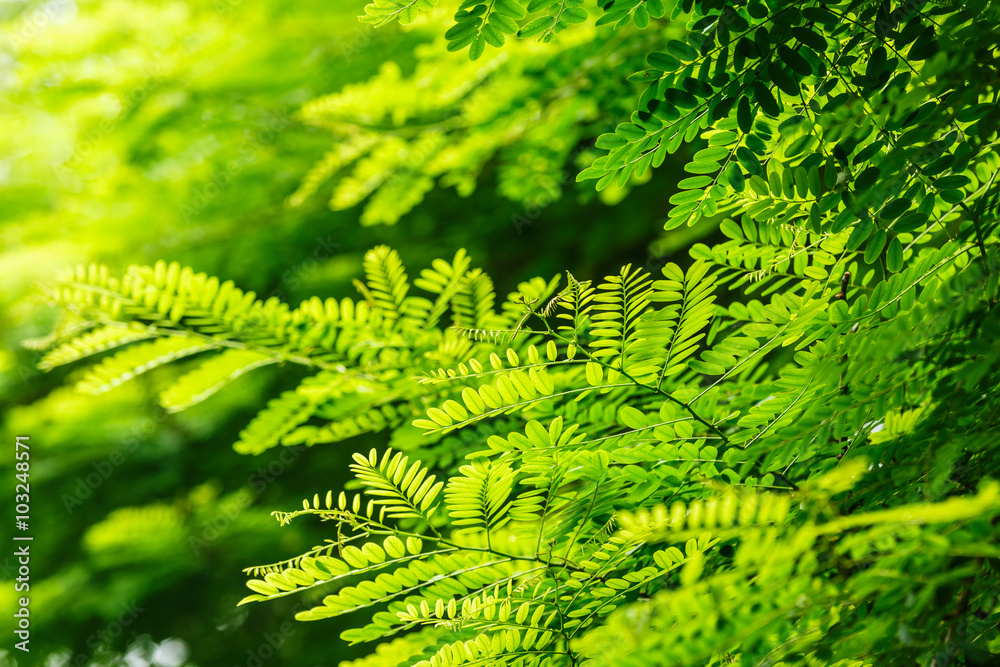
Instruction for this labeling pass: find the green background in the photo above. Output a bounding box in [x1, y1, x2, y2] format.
[0, 1, 695, 664]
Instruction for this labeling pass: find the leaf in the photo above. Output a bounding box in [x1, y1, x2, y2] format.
[753, 81, 780, 117]
[75, 337, 215, 394]
[847, 218, 874, 251]
[647, 51, 680, 70]
[160, 350, 278, 412]
[885, 237, 903, 273]
[864, 229, 887, 264]
[666, 39, 697, 61]
[726, 162, 746, 191]
[738, 96, 754, 134]
[792, 26, 827, 52]
[519, 16, 556, 38]
[778, 45, 812, 77]
[469, 33, 486, 60]
[619, 406, 647, 429]
[854, 166, 881, 192]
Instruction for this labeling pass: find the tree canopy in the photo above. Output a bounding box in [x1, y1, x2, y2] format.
[3, 0, 1000, 665]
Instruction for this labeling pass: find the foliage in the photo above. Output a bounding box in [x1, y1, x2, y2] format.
[1, 1, 665, 663]
[38, 231, 1000, 664]
[289, 5, 656, 225]
[0, 1, 461, 664]
[13, 0, 1000, 664]
[35, 246, 558, 455]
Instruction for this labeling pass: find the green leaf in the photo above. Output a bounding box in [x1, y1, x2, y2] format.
[864, 229, 887, 264]
[666, 39, 697, 61]
[738, 96, 754, 134]
[726, 162, 746, 191]
[494, 0, 526, 18]
[619, 406, 647, 429]
[469, 33, 486, 60]
[854, 166, 881, 192]
[792, 26, 827, 52]
[753, 81, 780, 117]
[779, 46, 812, 76]
[647, 52, 681, 70]
[847, 218, 874, 251]
[885, 237, 903, 273]
[678, 175, 714, 189]
[769, 62, 799, 96]
[685, 161, 722, 175]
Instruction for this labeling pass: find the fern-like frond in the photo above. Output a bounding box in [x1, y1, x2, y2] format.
[38, 325, 155, 371]
[445, 459, 516, 543]
[159, 349, 279, 412]
[452, 268, 497, 330]
[587, 264, 652, 370]
[75, 337, 217, 394]
[351, 448, 446, 526]
[364, 245, 410, 327]
[233, 373, 343, 455]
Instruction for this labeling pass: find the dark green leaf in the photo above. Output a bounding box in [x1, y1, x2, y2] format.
[792, 26, 827, 52]
[854, 166, 881, 192]
[885, 237, 903, 272]
[738, 96, 754, 134]
[753, 81, 780, 117]
[864, 229, 887, 264]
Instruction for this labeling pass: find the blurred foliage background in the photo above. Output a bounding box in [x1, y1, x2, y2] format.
[0, 0, 704, 664]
